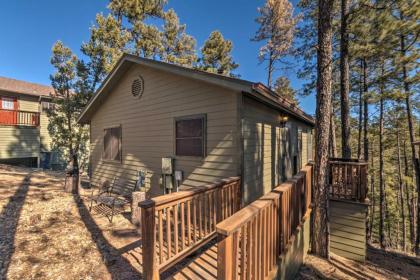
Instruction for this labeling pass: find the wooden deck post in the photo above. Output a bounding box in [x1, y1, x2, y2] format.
[236, 179, 242, 212]
[132, 191, 146, 230]
[140, 199, 159, 280]
[217, 233, 233, 280]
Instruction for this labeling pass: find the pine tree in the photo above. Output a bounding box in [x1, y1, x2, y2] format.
[253, 0, 299, 87]
[200, 31, 238, 76]
[49, 41, 91, 193]
[273, 76, 299, 105]
[81, 13, 131, 90]
[312, 0, 335, 258]
[131, 20, 163, 59]
[391, 0, 420, 254]
[108, 0, 165, 22]
[107, 0, 167, 60]
[339, 0, 351, 158]
[161, 9, 197, 67]
[295, 0, 319, 97]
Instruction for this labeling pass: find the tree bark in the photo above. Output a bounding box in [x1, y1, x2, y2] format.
[369, 147, 375, 243]
[385, 191, 392, 247]
[403, 137, 415, 250]
[312, 0, 335, 259]
[358, 60, 363, 159]
[71, 153, 79, 194]
[379, 96, 385, 249]
[329, 106, 338, 158]
[267, 50, 274, 88]
[66, 91, 78, 194]
[363, 59, 369, 162]
[397, 126, 407, 251]
[339, 0, 351, 158]
[400, 34, 420, 255]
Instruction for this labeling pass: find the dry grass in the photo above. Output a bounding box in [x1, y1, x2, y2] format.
[0, 164, 141, 280]
[298, 249, 420, 280]
[1, 164, 418, 280]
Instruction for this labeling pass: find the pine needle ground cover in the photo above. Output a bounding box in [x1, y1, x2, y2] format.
[0, 164, 141, 280]
[298, 249, 420, 279]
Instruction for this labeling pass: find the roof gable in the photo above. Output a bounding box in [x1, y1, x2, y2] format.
[77, 54, 314, 126]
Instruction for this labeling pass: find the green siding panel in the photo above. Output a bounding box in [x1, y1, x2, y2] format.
[329, 199, 368, 262]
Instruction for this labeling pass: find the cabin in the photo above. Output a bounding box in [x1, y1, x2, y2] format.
[0, 76, 58, 168]
[78, 54, 315, 204]
[78, 55, 371, 279]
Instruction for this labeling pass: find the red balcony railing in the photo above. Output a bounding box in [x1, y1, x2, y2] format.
[0, 109, 40, 127]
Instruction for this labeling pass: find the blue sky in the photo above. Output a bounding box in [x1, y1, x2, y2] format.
[0, 0, 315, 114]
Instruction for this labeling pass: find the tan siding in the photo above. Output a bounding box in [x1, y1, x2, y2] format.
[0, 126, 40, 158]
[0, 95, 42, 160]
[242, 97, 312, 204]
[90, 64, 239, 196]
[39, 111, 52, 151]
[301, 131, 308, 167]
[329, 200, 368, 262]
[308, 129, 313, 161]
[18, 95, 39, 112]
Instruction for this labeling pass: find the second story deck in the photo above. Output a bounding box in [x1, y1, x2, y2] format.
[0, 109, 40, 127]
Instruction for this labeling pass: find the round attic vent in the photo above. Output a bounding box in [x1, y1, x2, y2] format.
[132, 76, 144, 98]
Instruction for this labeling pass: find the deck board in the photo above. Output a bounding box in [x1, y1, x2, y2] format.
[164, 244, 218, 280]
[113, 232, 218, 280]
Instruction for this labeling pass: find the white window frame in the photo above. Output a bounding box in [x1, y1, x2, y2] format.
[2, 97, 14, 110]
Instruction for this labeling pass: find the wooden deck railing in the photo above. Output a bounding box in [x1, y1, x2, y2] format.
[140, 177, 241, 279]
[329, 158, 367, 202]
[0, 109, 40, 127]
[216, 164, 313, 280]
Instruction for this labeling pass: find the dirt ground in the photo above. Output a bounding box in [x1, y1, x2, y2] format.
[0, 164, 141, 280]
[297, 245, 420, 280]
[1, 164, 419, 280]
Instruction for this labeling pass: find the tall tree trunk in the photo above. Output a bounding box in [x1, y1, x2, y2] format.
[400, 34, 420, 255]
[397, 126, 407, 251]
[379, 96, 386, 249]
[369, 147, 375, 243]
[66, 111, 79, 194]
[385, 191, 391, 247]
[312, 0, 335, 258]
[330, 106, 338, 158]
[339, 0, 351, 158]
[404, 138, 415, 250]
[358, 60, 363, 159]
[267, 50, 274, 88]
[363, 59, 369, 162]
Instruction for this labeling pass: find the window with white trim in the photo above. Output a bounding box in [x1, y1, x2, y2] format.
[41, 101, 56, 112]
[1, 97, 14, 110]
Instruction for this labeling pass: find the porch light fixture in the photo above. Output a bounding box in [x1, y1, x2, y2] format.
[279, 115, 288, 127]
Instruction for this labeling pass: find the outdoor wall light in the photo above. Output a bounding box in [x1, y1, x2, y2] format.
[279, 115, 288, 127]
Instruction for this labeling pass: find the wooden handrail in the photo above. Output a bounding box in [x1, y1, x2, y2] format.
[139, 176, 241, 280]
[0, 108, 40, 114]
[216, 193, 277, 236]
[328, 160, 368, 166]
[216, 163, 313, 280]
[152, 177, 240, 207]
[329, 159, 368, 202]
